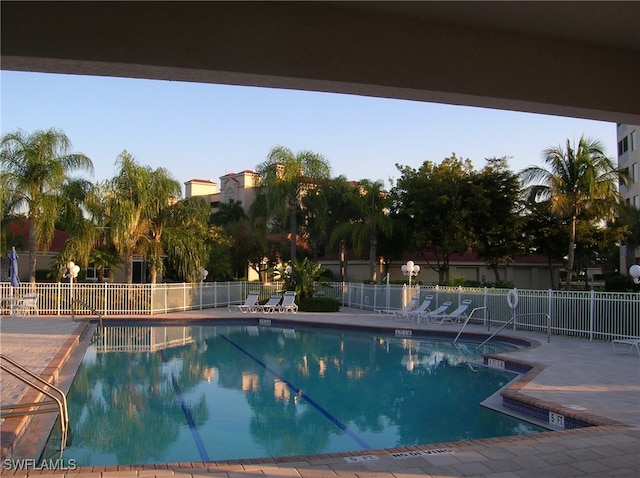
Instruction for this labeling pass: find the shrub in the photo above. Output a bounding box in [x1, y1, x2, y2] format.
[298, 296, 341, 312]
[605, 274, 639, 292]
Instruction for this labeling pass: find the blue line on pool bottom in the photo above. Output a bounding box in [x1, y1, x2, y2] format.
[160, 350, 211, 462]
[220, 334, 373, 451]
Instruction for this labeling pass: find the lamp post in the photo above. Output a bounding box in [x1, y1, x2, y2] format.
[630, 264, 640, 284]
[401, 260, 420, 287]
[67, 261, 80, 301]
[198, 267, 208, 310]
[198, 266, 209, 283]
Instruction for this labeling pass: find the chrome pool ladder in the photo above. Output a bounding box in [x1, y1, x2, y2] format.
[0, 354, 69, 452]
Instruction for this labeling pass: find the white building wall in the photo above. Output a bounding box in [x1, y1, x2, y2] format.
[618, 124, 640, 273]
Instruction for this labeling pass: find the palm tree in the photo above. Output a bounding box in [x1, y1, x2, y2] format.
[520, 136, 625, 290]
[255, 145, 331, 263]
[162, 196, 211, 282]
[138, 166, 182, 283]
[0, 128, 93, 283]
[106, 151, 151, 284]
[329, 179, 392, 281]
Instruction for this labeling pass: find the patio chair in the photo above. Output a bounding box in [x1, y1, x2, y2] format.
[279, 291, 298, 313]
[374, 295, 418, 317]
[430, 299, 473, 324]
[403, 295, 433, 322]
[612, 338, 640, 356]
[228, 291, 260, 313]
[16, 293, 39, 317]
[417, 301, 452, 324]
[255, 294, 282, 314]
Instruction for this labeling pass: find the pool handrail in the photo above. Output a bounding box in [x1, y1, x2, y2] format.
[474, 312, 551, 350]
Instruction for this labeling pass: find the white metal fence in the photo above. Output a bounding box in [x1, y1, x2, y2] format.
[1, 281, 638, 341]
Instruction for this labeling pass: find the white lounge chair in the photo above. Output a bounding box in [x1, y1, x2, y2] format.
[256, 294, 282, 314]
[417, 301, 452, 324]
[612, 338, 640, 356]
[375, 295, 418, 317]
[430, 299, 473, 324]
[16, 293, 39, 317]
[228, 291, 260, 313]
[279, 291, 298, 313]
[403, 295, 433, 322]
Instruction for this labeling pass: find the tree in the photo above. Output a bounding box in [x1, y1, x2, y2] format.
[392, 154, 474, 282]
[255, 145, 332, 263]
[0, 128, 93, 283]
[468, 157, 524, 282]
[105, 151, 151, 284]
[520, 136, 624, 290]
[521, 197, 568, 289]
[138, 166, 182, 283]
[53, 179, 108, 280]
[329, 179, 392, 281]
[162, 196, 211, 282]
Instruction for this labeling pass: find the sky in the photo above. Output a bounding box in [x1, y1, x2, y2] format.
[1, 70, 618, 195]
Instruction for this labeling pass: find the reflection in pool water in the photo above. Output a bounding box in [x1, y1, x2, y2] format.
[47, 324, 544, 466]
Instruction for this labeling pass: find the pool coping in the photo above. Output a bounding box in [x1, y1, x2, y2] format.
[0, 320, 90, 461]
[1, 313, 637, 475]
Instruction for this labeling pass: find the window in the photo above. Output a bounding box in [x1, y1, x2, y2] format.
[634, 196, 640, 209]
[225, 186, 235, 203]
[86, 267, 109, 281]
[631, 130, 637, 151]
[632, 163, 638, 183]
[618, 136, 629, 156]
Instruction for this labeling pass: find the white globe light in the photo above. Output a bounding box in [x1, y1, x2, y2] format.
[630, 264, 640, 284]
[414, 265, 420, 274]
[406, 260, 414, 270]
[401, 265, 408, 273]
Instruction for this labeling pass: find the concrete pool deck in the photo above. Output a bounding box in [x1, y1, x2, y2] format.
[0, 307, 638, 477]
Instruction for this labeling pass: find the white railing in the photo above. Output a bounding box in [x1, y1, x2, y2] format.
[339, 283, 640, 341]
[1, 281, 638, 341]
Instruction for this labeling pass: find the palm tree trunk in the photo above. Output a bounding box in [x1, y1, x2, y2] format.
[565, 215, 577, 291]
[289, 198, 297, 263]
[28, 219, 37, 285]
[125, 254, 133, 284]
[369, 239, 377, 282]
[491, 263, 501, 282]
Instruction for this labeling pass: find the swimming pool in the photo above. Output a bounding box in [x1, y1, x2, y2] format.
[45, 323, 545, 466]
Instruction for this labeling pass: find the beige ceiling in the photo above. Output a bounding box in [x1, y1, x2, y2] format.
[2, 1, 639, 123]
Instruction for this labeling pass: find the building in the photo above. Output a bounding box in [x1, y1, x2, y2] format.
[618, 124, 640, 272]
[185, 171, 259, 215]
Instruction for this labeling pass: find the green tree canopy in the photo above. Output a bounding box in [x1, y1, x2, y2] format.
[329, 179, 392, 281]
[0, 128, 93, 282]
[520, 136, 624, 290]
[392, 154, 474, 282]
[255, 145, 331, 263]
[467, 157, 524, 282]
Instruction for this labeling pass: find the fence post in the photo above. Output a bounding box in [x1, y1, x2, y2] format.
[483, 287, 489, 329]
[373, 283, 377, 311]
[164, 285, 168, 314]
[56, 282, 62, 316]
[589, 289, 595, 341]
[103, 282, 108, 315]
[548, 289, 553, 335]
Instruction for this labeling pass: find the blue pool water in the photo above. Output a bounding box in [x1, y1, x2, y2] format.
[46, 324, 545, 466]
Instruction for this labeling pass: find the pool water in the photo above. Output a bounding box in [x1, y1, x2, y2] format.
[46, 324, 545, 466]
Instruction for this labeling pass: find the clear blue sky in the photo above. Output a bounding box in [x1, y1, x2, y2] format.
[1, 71, 617, 195]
